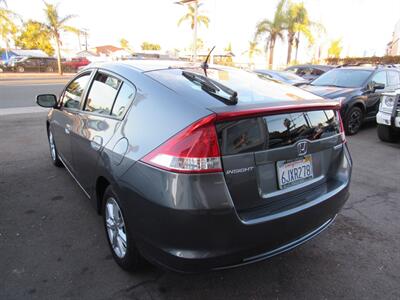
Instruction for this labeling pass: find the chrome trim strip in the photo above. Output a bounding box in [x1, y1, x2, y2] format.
[59, 156, 91, 199]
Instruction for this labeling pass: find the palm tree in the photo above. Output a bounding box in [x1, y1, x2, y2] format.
[242, 41, 261, 67]
[292, 18, 325, 63]
[177, 2, 209, 30]
[285, 2, 313, 64]
[255, 0, 286, 68]
[177, 1, 209, 59]
[42, 2, 79, 75]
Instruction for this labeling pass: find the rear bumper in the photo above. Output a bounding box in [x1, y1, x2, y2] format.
[118, 146, 352, 273]
[135, 183, 349, 273]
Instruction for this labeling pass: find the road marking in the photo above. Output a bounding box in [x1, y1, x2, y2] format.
[0, 106, 49, 116]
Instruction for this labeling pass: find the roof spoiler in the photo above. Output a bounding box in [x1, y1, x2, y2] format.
[215, 101, 341, 122]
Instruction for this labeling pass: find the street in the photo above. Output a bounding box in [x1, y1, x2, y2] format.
[1, 77, 400, 300]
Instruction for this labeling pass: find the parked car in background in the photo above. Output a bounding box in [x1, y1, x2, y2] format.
[285, 64, 335, 81]
[376, 90, 400, 142]
[9, 56, 57, 73]
[254, 69, 308, 86]
[62, 57, 90, 72]
[302, 66, 400, 135]
[36, 60, 351, 273]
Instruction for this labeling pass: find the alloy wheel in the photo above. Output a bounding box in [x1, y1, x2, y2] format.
[348, 110, 362, 134]
[105, 197, 127, 258]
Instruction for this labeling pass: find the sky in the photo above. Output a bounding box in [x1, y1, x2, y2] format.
[5, 0, 400, 67]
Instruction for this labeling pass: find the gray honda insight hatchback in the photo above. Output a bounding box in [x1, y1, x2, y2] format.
[36, 60, 352, 272]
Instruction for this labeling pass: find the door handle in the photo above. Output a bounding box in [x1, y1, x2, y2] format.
[65, 124, 71, 134]
[90, 136, 103, 151]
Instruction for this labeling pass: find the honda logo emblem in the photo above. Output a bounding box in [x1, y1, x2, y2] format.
[297, 141, 308, 156]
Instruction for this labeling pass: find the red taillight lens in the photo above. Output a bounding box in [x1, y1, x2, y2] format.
[337, 111, 346, 143]
[141, 114, 222, 173]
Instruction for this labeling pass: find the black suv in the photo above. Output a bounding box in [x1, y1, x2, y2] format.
[302, 66, 400, 135]
[10, 56, 57, 73]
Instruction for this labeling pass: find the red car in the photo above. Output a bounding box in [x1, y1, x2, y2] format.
[62, 57, 90, 72]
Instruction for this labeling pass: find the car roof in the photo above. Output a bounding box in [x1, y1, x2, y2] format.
[104, 59, 199, 72]
[287, 64, 334, 71]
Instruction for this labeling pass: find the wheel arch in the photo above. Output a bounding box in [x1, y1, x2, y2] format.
[95, 176, 111, 215]
[346, 97, 366, 115]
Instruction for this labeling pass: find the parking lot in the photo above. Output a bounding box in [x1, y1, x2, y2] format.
[1, 76, 400, 300]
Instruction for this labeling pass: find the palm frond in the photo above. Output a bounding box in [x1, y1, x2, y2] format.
[59, 14, 76, 26]
[177, 14, 191, 26]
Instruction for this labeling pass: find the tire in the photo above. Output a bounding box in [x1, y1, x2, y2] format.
[16, 66, 24, 73]
[344, 106, 363, 135]
[377, 124, 398, 143]
[48, 129, 63, 167]
[102, 186, 144, 272]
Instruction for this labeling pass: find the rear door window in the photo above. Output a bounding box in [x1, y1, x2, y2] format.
[111, 82, 136, 118]
[84, 72, 122, 115]
[62, 73, 91, 109]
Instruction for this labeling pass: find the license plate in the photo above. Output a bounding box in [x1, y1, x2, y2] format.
[277, 155, 313, 189]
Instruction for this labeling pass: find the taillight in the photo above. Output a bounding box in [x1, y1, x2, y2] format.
[337, 111, 346, 143]
[141, 114, 222, 173]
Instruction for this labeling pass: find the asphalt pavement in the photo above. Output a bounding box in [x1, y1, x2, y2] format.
[1, 77, 400, 300]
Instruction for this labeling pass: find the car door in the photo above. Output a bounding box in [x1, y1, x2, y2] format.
[365, 71, 388, 117]
[50, 72, 93, 171]
[70, 70, 136, 193]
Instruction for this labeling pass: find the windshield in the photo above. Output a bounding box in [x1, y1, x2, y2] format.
[311, 69, 372, 88]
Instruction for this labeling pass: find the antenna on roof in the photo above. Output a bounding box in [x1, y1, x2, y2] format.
[201, 45, 215, 77]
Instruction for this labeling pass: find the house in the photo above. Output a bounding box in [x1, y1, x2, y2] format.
[1, 49, 49, 62]
[90, 45, 123, 57]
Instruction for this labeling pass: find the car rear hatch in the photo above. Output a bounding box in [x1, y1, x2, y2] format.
[212, 101, 348, 219]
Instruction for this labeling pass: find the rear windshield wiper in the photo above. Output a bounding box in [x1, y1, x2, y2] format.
[182, 71, 238, 105]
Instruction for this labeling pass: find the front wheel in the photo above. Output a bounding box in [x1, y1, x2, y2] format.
[344, 106, 363, 135]
[16, 66, 24, 73]
[48, 130, 63, 167]
[103, 186, 144, 272]
[377, 124, 398, 143]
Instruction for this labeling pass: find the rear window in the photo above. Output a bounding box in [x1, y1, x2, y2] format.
[216, 110, 339, 156]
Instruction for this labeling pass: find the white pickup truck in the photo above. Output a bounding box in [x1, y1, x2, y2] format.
[376, 90, 400, 142]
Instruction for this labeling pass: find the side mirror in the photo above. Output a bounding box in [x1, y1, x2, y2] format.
[367, 81, 385, 92]
[36, 94, 57, 108]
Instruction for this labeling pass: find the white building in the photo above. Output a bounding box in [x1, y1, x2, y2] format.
[387, 19, 400, 56]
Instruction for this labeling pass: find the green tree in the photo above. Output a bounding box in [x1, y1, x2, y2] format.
[42, 2, 79, 75]
[328, 39, 342, 58]
[177, 2, 209, 30]
[141, 41, 161, 51]
[255, 0, 286, 68]
[0, 0, 18, 58]
[242, 41, 262, 66]
[285, 1, 313, 64]
[120, 38, 129, 49]
[15, 20, 54, 55]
